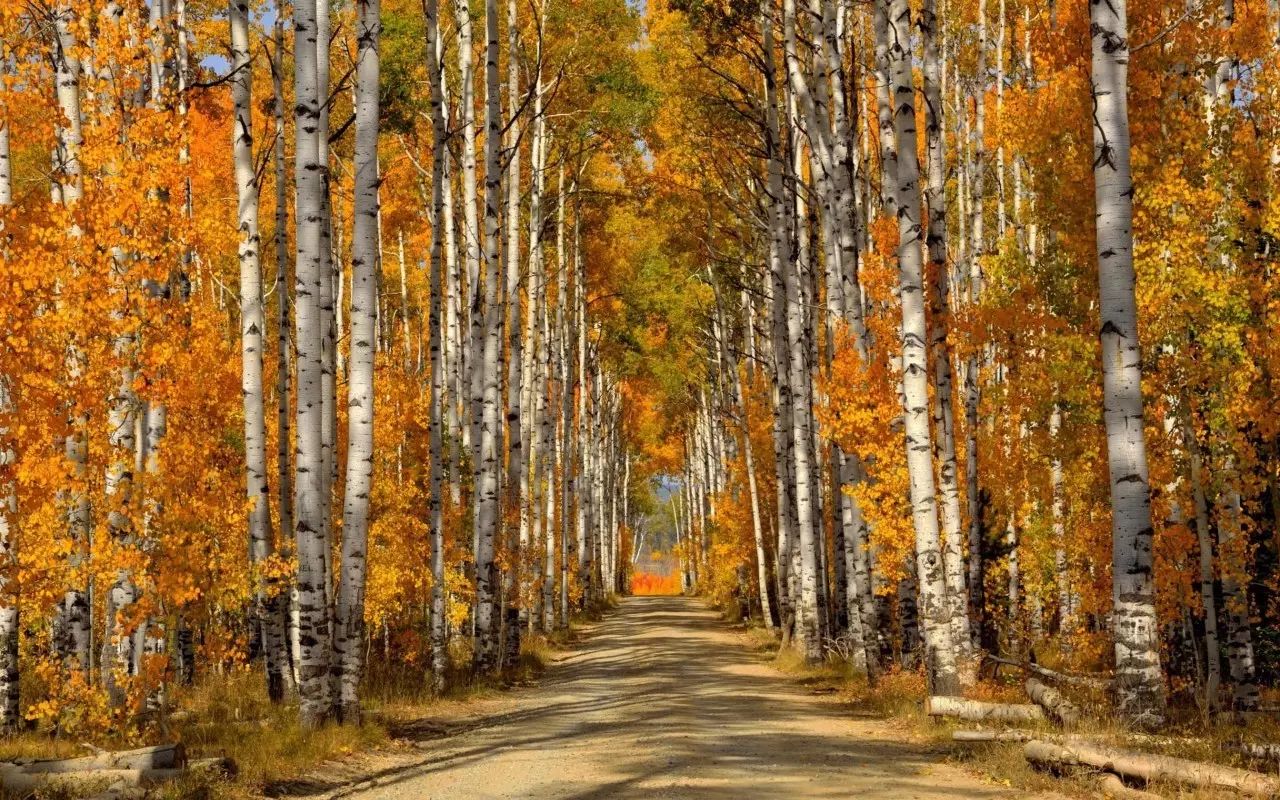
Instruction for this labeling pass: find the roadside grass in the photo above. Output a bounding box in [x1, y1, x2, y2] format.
[0, 607, 599, 800]
[734, 616, 1280, 799]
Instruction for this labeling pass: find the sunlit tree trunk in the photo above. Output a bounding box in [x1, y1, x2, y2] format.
[51, 0, 92, 680]
[271, 13, 298, 694]
[781, 2, 822, 667]
[425, 0, 449, 694]
[575, 240, 591, 605]
[1050, 404, 1074, 633]
[501, 0, 524, 667]
[0, 92, 17, 723]
[965, 0, 988, 647]
[0, 386, 15, 730]
[333, 0, 380, 723]
[459, 0, 484, 469]
[231, 0, 289, 703]
[557, 170, 574, 626]
[886, 0, 959, 695]
[315, 0, 337, 632]
[731, 332, 774, 632]
[921, 0, 970, 667]
[293, 0, 334, 727]
[1216, 453, 1258, 710]
[473, 0, 504, 673]
[1089, 0, 1164, 721]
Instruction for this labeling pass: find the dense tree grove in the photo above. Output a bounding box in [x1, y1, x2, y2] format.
[0, 0, 1277, 736]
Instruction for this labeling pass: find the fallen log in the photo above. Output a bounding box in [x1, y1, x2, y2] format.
[952, 729, 1038, 743]
[1025, 678, 1081, 727]
[1096, 772, 1163, 799]
[14, 743, 185, 773]
[1228, 743, 1280, 763]
[0, 766, 142, 795]
[982, 653, 1111, 690]
[927, 696, 1046, 724]
[1024, 739, 1280, 797]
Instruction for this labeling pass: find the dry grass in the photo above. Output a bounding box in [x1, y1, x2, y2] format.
[0, 626, 578, 800]
[746, 638, 1280, 799]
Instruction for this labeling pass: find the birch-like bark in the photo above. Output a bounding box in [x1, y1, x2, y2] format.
[502, 0, 524, 666]
[871, 0, 896, 212]
[293, 0, 334, 726]
[231, 0, 288, 703]
[334, 0, 380, 722]
[886, 0, 959, 695]
[921, 0, 970, 662]
[732, 336, 774, 632]
[965, 0, 988, 645]
[574, 228, 591, 604]
[1185, 421, 1220, 710]
[1050, 404, 1073, 633]
[425, 0, 449, 693]
[0, 104, 17, 720]
[777, 0, 821, 662]
[51, 0, 91, 678]
[271, 14, 297, 692]
[472, 0, 504, 672]
[1089, 0, 1164, 721]
[458, 0, 484, 468]
[316, 0, 337, 630]
[0, 378, 15, 730]
[1216, 453, 1258, 710]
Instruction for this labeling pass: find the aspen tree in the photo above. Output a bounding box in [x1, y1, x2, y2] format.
[293, 0, 335, 727]
[231, 0, 288, 702]
[271, 13, 298, 692]
[0, 58, 16, 724]
[886, 0, 960, 695]
[473, 0, 505, 673]
[921, 0, 970, 662]
[425, 0, 449, 694]
[334, 0, 381, 722]
[1089, 0, 1165, 722]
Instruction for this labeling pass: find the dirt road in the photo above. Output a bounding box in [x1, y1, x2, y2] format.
[323, 596, 1028, 799]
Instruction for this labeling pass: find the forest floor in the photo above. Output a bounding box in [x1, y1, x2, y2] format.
[271, 596, 1064, 800]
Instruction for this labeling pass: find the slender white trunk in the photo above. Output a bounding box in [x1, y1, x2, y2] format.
[1089, 0, 1164, 721]
[501, 0, 524, 666]
[52, 1, 91, 678]
[965, 0, 988, 646]
[231, 0, 288, 703]
[886, 0, 959, 695]
[425, 0, 449, 693]
[778, 0, 821, 662]
[0, 405, 15, 729]
[1050, 404, 1073, 633]
[0, 98, 17, 720]
[334, 0, 380, 722]
[921, 0, 970, 661]
[315, 0, 337, 636]
[293, 0, 334, 726]
[271, 15, 297, 693]
[1216, 453, 1258, 710]
[473, 0, 504, 672]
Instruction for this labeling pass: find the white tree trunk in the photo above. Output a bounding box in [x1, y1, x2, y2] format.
[425, 0, 449, 693]
[292, 0, 334, 726]
[473, 0, 504, 673]
[334, 0, 380, 723]
[921, 0, 970, 662]
[0, 65, 15, 724]
[231, 0, 289, 703]
[1089, 0, 1164, 721]
[271, 14, 297, 693]
[886, 0, 959, 695]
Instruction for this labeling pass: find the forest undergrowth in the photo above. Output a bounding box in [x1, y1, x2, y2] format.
[734, 612, 1280, 799]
